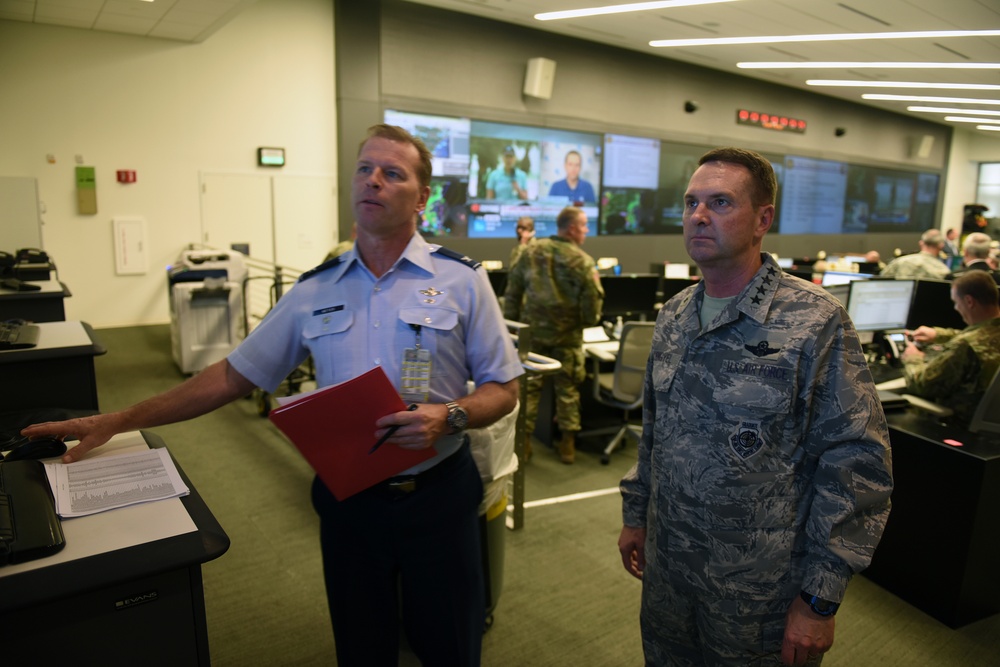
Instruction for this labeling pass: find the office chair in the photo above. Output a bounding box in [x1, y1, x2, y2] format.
[581, 321, 655, 464]
[968, 367, 1000, 435]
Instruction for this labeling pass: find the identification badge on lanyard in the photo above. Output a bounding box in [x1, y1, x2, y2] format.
[400, 325, 431, 403]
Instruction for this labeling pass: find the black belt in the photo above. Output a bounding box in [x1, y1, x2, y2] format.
[374, 441, 468, 499]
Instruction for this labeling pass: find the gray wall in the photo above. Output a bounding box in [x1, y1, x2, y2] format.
[338, 0, 954, 272]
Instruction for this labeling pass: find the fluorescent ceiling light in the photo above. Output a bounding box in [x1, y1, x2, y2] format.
[738, 62, 1000, 70]
[652, 29, 1000, 48]
[862, 94, 1000, 105]
[807, 80, 1000, 91]
[536, 0, 736, 21]
[944, 116, 1000, 124]
[978, 125, 1000, 131]
[908, 106, 1000, 117]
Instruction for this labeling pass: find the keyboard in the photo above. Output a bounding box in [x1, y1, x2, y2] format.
[0, 322, 41, 350]
[868, 362, 903, 385]
[1, 278, 42, 292]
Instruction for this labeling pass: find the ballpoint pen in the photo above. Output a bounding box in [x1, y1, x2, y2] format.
[369, 403, 418, 454]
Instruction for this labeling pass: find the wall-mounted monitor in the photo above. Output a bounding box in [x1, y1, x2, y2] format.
[600, 133, 661, 235]
[467, 120, 602, 238]
[384, 109, 472, 238]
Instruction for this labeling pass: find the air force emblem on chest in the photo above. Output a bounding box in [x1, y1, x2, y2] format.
[730, 420, 764, 459]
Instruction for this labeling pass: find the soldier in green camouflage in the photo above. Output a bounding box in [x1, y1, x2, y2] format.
[503, 206, 604, 463]
[878, 229, 950, 280]
[902, 270, 1000, 425]
[619, 148, 892, 666]
[508, 216, 535, 269]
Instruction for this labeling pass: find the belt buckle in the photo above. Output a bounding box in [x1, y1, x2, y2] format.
[388, 478, 417, 494]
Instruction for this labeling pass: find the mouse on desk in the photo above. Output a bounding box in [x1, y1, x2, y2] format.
[2, 437, 67, 462]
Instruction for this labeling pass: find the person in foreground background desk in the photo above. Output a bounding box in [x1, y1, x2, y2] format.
[902, 270, 1000, 425]
[22, 124, 522, 667]
[618, 148, 893, 666]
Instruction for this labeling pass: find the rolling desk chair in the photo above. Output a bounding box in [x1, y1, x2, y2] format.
[582, 321, 655, 464]
[969, 367, 1000, 434]
[898, 366, 1000, 428]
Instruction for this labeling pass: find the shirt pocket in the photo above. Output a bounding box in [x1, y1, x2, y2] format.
[302, 306, 353, 379]
[398, 306, 460, 376]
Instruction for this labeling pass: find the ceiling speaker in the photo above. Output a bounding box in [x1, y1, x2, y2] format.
[523, 58, 556, 100]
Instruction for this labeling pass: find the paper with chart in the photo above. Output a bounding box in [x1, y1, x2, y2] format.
[47, 448, 190, 518]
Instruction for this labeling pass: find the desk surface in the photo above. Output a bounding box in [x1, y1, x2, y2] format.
[0, 279, 69, 298]
[886, 409, 1000, 461]
[0, 430, 229, 613]
[0, 320, 105, 361]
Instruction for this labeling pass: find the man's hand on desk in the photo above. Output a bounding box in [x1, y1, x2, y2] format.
[21, 413, 124, 463]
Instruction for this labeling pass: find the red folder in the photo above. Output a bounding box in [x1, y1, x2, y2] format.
[268, 367, 435, 500]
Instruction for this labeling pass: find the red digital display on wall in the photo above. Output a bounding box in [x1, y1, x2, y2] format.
[737, 109, 807, 134]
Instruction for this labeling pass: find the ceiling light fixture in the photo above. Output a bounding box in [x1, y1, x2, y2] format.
[807, 80, 1000, 91]
[907, 106, 1000, 117]
[943, 116, 1000, 124]
[652, 29, 1000, 48]
[862, 94, 1000, 105]
[978, 125, 1000, 131]
[536, 0, 737, 21]
[738, 62, 1000, 70]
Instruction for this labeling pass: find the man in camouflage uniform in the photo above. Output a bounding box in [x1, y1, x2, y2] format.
[879, 229, 950, 280]
[618, 148, 893, 666]
[903, 271, 1000, 425]
[504, 206, 604, 463]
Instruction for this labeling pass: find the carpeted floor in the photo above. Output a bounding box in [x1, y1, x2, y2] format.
[91, 324, 1000, 666]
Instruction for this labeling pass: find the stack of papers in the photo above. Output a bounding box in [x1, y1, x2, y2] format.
[45, 448, 189, 518]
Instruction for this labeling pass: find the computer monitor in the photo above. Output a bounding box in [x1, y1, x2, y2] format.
[601, 274, 661, 318]
[487, 270, 508, 297]
[824, 283, 850, 307]
[660, 277, 699, 302]
[906, 279, 966, 330]
[821, 271, 874, 287]
[847, 279, 916, 332]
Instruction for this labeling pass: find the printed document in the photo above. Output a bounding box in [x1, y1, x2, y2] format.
[46, 448, 190, 518]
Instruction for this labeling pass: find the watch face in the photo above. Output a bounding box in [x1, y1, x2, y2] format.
[448, 403, 468, 431]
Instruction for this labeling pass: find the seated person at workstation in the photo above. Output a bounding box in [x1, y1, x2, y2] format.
[902, 271, 1000, 425]
[948, 231, 1000, 284]
[880, 229, 950, 280]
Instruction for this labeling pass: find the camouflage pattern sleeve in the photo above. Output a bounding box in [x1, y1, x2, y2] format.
[579, 257, 605, 328]
[798, 311, 894, 601]
[503, 249, 526, 322]
[620, 352, 657, 527]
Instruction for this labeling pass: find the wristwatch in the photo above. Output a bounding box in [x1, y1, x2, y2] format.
[445, 401, 469, 433]
[800, 591, 840, 617]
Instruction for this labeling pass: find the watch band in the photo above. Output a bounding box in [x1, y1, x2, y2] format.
[800, 591, 839, 617]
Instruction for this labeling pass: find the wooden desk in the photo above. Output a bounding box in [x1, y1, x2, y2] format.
[0, 431, 230, 665]
[863, 410, 1000, 627]
[0, 320, 106, 411]
[0, 279, 71, 322]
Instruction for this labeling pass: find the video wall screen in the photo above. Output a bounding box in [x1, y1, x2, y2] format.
[384, 109, 942, 239]
[466, 120, 602, 239]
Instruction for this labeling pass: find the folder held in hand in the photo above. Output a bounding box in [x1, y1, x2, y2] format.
[268, 367, 434, 500]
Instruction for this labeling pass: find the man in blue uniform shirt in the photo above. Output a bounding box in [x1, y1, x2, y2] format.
[548, 150, 596, 203]
[24, 124, 523, 667]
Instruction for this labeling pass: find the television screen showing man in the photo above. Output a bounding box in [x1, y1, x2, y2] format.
[549, 150, 596, 204]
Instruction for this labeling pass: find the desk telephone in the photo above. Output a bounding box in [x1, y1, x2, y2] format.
[16, 248, 48, 264]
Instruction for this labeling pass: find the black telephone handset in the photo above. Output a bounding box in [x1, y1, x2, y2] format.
[15, 248, 49, 264]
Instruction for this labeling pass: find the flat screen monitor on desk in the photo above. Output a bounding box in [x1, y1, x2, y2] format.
[821, 271, 874, 287]
[847, 279, 916, 332]
[660, 277, 699, 302]
[906, 279, 966, 331]
[487, 270, 508, 297]
[601, 274, 661, 318]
